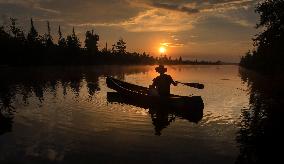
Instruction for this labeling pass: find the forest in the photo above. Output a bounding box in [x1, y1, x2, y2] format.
[240, 0, 284, 72]
[0, 18, 222, 66]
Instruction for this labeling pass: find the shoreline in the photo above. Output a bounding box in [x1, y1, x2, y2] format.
[0, 63, 238, 68]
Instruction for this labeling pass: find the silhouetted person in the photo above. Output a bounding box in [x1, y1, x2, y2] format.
[151, 65, 177, 97]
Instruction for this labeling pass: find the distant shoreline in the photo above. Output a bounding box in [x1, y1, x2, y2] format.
[0, 63, 238, 68]
[1, 17, 233, 67]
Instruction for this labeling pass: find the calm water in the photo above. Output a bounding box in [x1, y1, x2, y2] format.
[0, 65, 283, 164]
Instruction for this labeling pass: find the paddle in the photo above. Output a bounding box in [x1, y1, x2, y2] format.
[176, 81, 204, 89]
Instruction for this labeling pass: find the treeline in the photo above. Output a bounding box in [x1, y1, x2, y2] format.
[0, 18, 157, 65]
[240, 0, 284, 72]
[0, 18, 222, 66]
[0, 18, 181, 66]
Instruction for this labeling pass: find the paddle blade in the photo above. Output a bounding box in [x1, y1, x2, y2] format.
[185, 83, 204, 89]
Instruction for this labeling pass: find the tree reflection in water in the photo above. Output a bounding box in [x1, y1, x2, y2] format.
[0, 66, 149, 136]
[237, 68, 284, 163]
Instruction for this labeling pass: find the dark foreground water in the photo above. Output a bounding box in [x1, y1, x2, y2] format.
[0, 65, 283, 164]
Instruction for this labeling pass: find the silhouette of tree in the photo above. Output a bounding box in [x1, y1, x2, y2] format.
[0, 25, 9, 43]
[101, 42, 109, 53]
[115, 38, 126, 55]
[9, 18, 25, 42]
[0, 16, 219, 66]
[58, 25, 66, 48]
[240, 0, 284, 72]
[111, 44, 117, 54]
[66, 27, 81, 51]
[85, 30, 99, 55]
[27, 18, 39, 44]
[178, 56, 183, 63]
[9, 18, 20, 38]
[44, 21, 54, 48]
[0, 25, 10, 64]
[0, 26, 8, 37]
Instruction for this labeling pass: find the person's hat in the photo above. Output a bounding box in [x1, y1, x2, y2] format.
[155, 65, 167, 73]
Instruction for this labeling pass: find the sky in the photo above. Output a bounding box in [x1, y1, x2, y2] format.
[0, 0, 262, 62]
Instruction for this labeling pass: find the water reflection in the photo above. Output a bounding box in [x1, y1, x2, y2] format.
[237, 68, 284, 163]
[0, 112, 13, 135]
[0, 65, 253, 163]
[0, 66, 149, 136]
[107, 92, 203, 135]
[0, 80, 15, 135]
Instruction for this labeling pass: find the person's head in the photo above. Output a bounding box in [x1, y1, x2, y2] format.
[155, 65, 167, 74]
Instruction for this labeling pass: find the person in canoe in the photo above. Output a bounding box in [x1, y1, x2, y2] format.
[150, 65, 177, 97]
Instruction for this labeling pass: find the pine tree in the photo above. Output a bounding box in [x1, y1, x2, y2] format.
[115, 38, 126, 55]
[44, 21, 53, 47]
[84, 29, 99, 55]
[9, 18, 25, 41]
[179, 56, 183, 63]
[27, 18, 39, 43]
[58, 25, 66, 48]
[66, 27, 81, 50]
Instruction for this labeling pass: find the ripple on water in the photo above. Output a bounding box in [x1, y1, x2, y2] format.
[0, 65, 248, 163]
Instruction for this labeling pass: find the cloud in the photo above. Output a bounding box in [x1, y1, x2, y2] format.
[122, 9, 197, 32]
[160, 42, 184, 48]
[38, 0, 144, 23]
[71, 0, 258, 33]
[151, 2, 199, 14]
[72, 9, 198, 32]
[124, 0, 259, 31]
[0, 0, 259, 31]
[0, 0, 60, 14]
[200, 0, 258, 12]
[0, 0, 261, 62]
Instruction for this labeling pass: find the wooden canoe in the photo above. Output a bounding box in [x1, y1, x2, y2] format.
[106, 77, 204, 111]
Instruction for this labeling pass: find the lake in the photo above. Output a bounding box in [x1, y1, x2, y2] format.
[0, 65, 283, 164]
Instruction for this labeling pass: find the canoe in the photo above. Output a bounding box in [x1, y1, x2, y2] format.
[106, 77, 204, 111]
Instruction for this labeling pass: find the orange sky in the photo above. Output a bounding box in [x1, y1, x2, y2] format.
[0, 0, 261, 62]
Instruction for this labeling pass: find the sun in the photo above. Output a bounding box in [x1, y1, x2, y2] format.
[159, 47, 166, 54]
